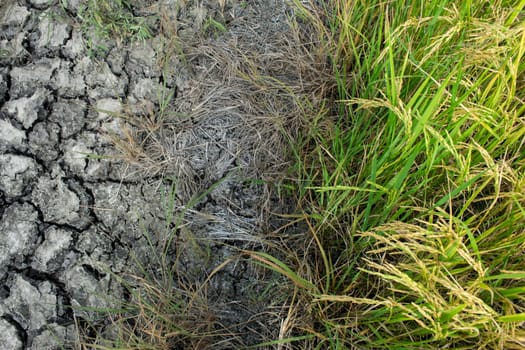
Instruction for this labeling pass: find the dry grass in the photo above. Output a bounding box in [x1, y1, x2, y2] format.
[79, 2, 334, 345]
[76, 274, 230, 350]
[102, 0, 335, 202]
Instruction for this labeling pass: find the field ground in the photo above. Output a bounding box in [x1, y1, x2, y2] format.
[0, 0, 523, 349]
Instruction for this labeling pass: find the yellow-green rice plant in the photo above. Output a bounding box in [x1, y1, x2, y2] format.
[260, 0, 525, 348]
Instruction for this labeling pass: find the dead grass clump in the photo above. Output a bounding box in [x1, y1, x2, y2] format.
[87, 0, 339, 348]
[77, 274, 234, 350]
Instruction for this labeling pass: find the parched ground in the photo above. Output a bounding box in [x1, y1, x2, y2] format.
[0, 0, 314, 348]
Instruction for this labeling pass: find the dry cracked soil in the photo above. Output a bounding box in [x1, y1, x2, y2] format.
[0, 0, 305, 348]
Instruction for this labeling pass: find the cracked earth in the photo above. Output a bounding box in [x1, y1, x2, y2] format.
[0, 0, 301, 348]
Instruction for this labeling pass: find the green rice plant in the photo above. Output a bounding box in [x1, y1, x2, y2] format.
[302, 0, 524, 232]
[255, 0, 525, 348]
[317, 198, 525, 348]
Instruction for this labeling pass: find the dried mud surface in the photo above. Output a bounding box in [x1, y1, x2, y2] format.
[0, 0, 300, 348]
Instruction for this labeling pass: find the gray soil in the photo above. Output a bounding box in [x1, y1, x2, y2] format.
[0, 0, 308, 348]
